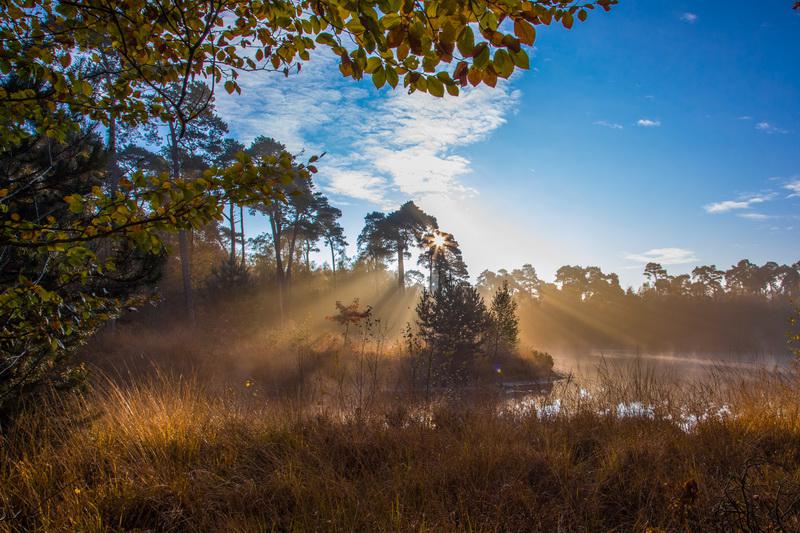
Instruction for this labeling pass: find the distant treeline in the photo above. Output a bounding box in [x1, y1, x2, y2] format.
[108, 180, 800, 354]
[136, 189, 797, 356]
[476, 261, 798, 354]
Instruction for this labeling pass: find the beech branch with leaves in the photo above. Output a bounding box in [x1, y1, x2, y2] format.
[0, 0, 614, 414]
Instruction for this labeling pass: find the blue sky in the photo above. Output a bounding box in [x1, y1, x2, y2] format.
[216, 1, 800, 288]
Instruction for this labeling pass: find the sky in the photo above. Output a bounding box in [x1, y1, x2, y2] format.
[215, 1, 800, 289]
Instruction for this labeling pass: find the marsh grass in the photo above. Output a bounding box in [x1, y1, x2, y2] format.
[1, 354, 799, 532]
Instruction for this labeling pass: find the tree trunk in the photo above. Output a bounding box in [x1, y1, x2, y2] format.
[285, 218, 302, 286]
[169, 122, 194, 323]
[329, 240, 336, 286]
[104, 109, 119, 331]
[178, 229, 194, 323]
[106, 114, 120, 192]
[305, 240, 310, 272]
[103, 62, 121, 193]
[269, 211, 285, 323]
[239, 205, 245, 267]
[229, 202, 236, 263]
[397, 240, 405, 290]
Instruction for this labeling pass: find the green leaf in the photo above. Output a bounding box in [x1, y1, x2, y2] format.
[510, 49, 530, 70]
[427, 75, 444, 97]
[493, 49, 513, 78]
[473, 43, 490, 70]
[385, 66, 399, 88]
[365, 57, 382, 73]
[381, 13, 402, 29]
[480, 11, 498, 32]
[315, 32, 336, 46]
[457, 27, 474, 57]
[372, 67, 386, 88]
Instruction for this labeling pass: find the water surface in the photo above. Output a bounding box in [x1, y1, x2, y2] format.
[553, 349, 794, 382]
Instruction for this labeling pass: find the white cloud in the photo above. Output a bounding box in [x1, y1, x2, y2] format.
[625, 248, 698, 265]
[637, 119, 661, 127]
[358, 85, 518, 200]
[738, 213, 771, 221]
[593, 120, 624, 130]
[704, 193, 775, 214]
[755, 121, 788, 134]
[214, 54, 518, 206]
[786, 180, 800, 198]
[680, 12, 698, 23]
[323, 166, 389, 206]
[705, 200, 752, 213]
[737, 115, 752, 121]
[212, 54, 378, 158]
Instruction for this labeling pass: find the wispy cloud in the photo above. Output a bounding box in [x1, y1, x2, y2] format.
[360, 86, 518, 200]
[637, 118, 661, 127]
[594, 120, 624, 130]
[214, 55, 519, 207]
[755, 121, 788, 134]
[680, 12, 698, 23]
[704, 193, 775, 214]
[626, 248, 698, 265]
[214, 54, 368, 153]
[786, 180, 800, 198]
[737, 115, 752, 121]
[324, 164, 390, 206]
[738, 212, 772, 221]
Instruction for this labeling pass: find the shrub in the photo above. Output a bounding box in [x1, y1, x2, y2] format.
[530, 350, 555, 374]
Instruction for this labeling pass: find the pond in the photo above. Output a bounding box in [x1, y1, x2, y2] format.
[553, 349, 795, 382]
[494, 349, 795, 396]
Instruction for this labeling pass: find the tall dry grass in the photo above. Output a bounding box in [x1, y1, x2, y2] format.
[1, 359, 799, 532]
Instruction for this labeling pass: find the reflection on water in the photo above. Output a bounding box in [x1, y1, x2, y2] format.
[495, 350, 793, 401]
[498, 393, 738, 433]
[553, 349, 794, 382]
[492, 350, 794, 433]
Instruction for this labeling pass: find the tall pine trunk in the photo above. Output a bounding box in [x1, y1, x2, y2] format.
[285, 222, 300, 286]
[329, 240, 337, 287]
[169, 123, 194, 323]
[106, 114, 120, 191]
[104, 107, 119, 331]
[269, 212, 285, 324]
[178, 230, 194, 322]
[229, 202, 237, 263]
[239, 205, 246, 267]
[397, 240, 405, 290]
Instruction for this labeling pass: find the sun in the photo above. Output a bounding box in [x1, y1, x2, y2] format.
[431, 232, 446, 248]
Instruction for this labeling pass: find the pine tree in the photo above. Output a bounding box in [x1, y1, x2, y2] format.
[489, 281, 519, 357]
[415, 278, 489, 385]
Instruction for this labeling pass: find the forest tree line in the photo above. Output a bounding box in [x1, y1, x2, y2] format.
[160, 177, 798, 357]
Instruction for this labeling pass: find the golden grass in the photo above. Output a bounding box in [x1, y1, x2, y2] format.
[1, 361, 799, 532]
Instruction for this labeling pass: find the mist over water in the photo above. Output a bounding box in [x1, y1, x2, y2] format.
[553, 349, 794, 383]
